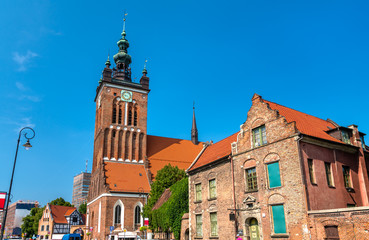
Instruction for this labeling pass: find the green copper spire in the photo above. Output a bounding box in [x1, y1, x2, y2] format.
[105, 54, 111, 67]
[113, 13, 132, 68]
[142, 59, 148, 76]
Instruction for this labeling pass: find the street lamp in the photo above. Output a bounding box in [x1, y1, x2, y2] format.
[0, 127, 35, 240]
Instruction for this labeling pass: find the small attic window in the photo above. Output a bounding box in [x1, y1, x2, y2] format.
[342, 130, 351, 144]
[139, 173, 142, 176]
[114, 184, 117, 187]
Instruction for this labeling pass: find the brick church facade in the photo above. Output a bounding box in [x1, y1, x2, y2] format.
[86, 23, 203, 240]
[187, 94, 369, 240]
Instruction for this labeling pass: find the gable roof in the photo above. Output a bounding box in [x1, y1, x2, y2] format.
[147, 135, 204, 179]
[264, 100, 342, 143]
[64, 209, 76, 216]
[49, 205, 76, 224]
[105, 162, 151, 193]
[188, 133, 238, 172]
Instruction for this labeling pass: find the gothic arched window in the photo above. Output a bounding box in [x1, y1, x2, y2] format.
[118, 108, 122, 124]
[114, 205, 121, 225]
[112, 107, 117, 124]
[134, 205, 141, 225]
[134, 110, 138, 126]
[128, 108, 132, 126]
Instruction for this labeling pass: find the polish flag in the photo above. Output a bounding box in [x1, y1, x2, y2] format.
[0, 192, 6, 210]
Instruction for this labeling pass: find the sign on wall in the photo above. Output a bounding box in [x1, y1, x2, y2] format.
[0, 192, 6, 210]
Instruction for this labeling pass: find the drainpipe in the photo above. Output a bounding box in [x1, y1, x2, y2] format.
[230, 155, 238, 237]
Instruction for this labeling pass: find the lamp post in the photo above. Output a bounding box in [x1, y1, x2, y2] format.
[0, 127, 35, 240]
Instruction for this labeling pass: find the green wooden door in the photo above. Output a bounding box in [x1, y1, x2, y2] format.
[249, 218, 260, 240]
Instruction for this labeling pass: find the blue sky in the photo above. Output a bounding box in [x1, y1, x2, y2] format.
[1, 0, 369, 206]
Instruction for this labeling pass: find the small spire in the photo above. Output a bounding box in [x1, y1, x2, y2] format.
[191, 102, 199, 145]
[142, 59, 148, 76]
[105, 54, 111, 67]
[99, 73, 103, 83]
[122, 12, 128, 33]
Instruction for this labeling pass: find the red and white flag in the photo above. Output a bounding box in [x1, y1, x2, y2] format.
[0, 192, 6, 210]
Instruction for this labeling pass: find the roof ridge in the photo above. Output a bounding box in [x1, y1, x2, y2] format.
[148, 134, 194, 142]
[264, 99, 336, 125]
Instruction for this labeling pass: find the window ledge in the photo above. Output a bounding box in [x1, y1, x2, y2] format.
[269, 186, 282, 190]
[328, 185, 335, 189]
[245, 189, 258, 193]
[208, 197, 217, 201]
[194, 237, 203, 239]
[194, 200, 202, 204]
[209, 236, 219, 239]
[346, 187, 355, 193]
[271, 234, 289, 238]
[311, 183, 318, 186]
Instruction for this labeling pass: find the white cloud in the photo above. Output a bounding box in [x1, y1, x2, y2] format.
[12, 50, 38, 71]
[16, 82, 27, 91]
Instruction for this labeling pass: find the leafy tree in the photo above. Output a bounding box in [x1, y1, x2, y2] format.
[78, 202, 87, 214]
[49, 197, 73, 207]
[151, 178, 189, 240]
[143, 164, 186, 216]
[21, 197, 73, 236]
[21, 207, 45, 237]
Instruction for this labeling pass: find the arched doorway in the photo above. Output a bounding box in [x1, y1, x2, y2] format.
[184, 229, 189, 240]
[246, 218, 260, 240]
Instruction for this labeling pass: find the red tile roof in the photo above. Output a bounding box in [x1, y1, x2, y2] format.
[50, 205, 76, 224]
[152, 188, 172, 210]
[105, 162, 151, 193]
[64, 209, 75, 216]
[188, 133, 238, 171]
[147, 135, 204, 179]
[264, 100, 342, 143]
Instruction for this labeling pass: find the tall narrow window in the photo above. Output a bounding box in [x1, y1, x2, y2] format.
[41, 225, 44, 231]
[209, 179, 217, 199]
[128, 108, 132, 126]
[308, 159, 316, 184]
[112, 107, 117, 124]
[246, 167, 258, 191]
[325, 162, 334, 187]
[134, 205, 141, 226]
[271, 204, 287, 234]
[195, 183, 202, 201]
[118, 131, 123, 159]
[324, 225, 339, 240]
[342, 130, 351, 144]
[111, 130, 116, 159]
[252, 125, 267, 147]
[267, 162, 282, 188]
[210, 212, 218, 237]
[125, 132, 130, 160]
[114, 205, 121, 225]
[196, 214, 202, 237]
[138, 133, 144, 160]
[342, 166, 352, 188]
[103, 129, 109, 157]
[118, 108, 122, 124]
[132, 133, 136, 160]
[134, 110, 138, 126]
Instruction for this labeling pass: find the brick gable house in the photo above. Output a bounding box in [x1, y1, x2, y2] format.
[187, 94, 369, 240]
[86, 25, 203, 240]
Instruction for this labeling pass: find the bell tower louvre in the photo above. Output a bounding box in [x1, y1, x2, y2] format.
[86, 16, 204, 240]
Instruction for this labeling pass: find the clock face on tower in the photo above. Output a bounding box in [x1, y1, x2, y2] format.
[121, 90, 132, 102]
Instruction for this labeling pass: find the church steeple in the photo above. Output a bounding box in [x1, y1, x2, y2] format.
[191, 104, 199, 145]
[113, 14, 132, 81]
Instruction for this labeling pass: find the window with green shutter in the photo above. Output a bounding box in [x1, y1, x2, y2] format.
[209, 179, 217, 199]
[195, 183, 202, 202]
[196, 214, 202, 237]
[271, 204, 287, 234]
[325, 162, 334, 187]
[252, 125, 267, 147]
[246, 167, 258, 191]
[210, 212, 218, 236]
[267, 162, 282, 188]
[342, 166, 352, 188]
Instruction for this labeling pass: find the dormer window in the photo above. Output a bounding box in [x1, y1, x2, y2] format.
[252, 125, 267, 147]
[342, 130, 351, 144]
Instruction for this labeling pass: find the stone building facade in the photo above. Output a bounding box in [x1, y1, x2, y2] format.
[187, 94, 369, 240]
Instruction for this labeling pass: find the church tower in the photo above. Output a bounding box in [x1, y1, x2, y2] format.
[87, 20, 151, 240]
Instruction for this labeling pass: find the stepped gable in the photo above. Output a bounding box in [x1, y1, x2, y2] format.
[264, 100, 342, 143]
[147, 135, 204, 179]
[49, 205, 76, 224]
[104, 162, 151, 193]
[188, 133, 238, 172]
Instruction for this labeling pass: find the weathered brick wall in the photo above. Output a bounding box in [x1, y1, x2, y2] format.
[232, 95, 309, 240]
[188, 160, 235, 240]
[308, 207, 369, 240]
